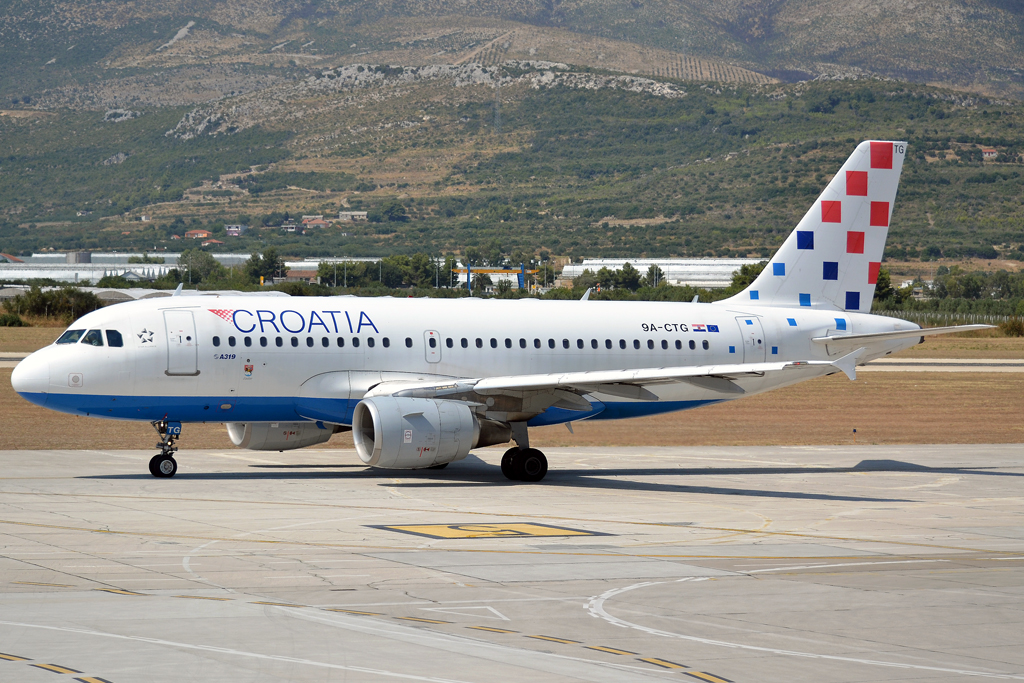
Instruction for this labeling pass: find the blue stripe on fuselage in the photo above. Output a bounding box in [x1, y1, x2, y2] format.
[17, 391, 724, 425]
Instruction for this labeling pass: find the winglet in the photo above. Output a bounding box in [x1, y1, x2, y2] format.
[580, 288, 592, 301]
[173, 283, 183, 297]
[832, 347, 867, 381]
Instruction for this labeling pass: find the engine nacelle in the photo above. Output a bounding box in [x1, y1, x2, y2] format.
[227, 421, 335, 451]
[353, 397, 507, 469]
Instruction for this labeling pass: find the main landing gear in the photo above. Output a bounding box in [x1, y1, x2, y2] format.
[501, 422, 548, 482]
[149, 420, 180, 478]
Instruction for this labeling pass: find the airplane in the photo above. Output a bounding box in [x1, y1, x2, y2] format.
[11, 141, 990, 482]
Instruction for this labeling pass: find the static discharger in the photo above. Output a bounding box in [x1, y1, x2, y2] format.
[369, 522, 608, 539]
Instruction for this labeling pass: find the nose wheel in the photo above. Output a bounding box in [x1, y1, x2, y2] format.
[149, 420, 181, 478]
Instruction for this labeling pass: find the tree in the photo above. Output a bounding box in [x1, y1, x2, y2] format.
[572, 269, 598, 291]
[641, 265, 666, 288]
[179, 248, 227, 284]
[615, 262, 641, 291]
[244, 247, 284, 284]
[722, 261, 767, 296]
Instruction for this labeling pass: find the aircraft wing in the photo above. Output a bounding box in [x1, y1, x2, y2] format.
[812, 324, 992, 347]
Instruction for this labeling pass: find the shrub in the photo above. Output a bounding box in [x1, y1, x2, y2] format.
[999, 318, 1024, 337]
[0, 313, 26, 327]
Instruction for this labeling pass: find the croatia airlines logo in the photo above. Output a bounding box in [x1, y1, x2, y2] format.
[208, 309, 235, 323]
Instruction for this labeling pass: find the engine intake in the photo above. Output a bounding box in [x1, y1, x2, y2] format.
[227, 421, 335, 451]
[352, 397, 509, 469]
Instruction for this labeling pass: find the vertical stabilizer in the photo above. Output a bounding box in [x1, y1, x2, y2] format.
[726, 141, 907, 311]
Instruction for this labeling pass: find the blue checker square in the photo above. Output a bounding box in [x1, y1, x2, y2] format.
[772, 346, 778, 355]
[834, 318, 847, 331]
[787, 318, 797, 327]
[729, 346, 736, 354]
[773, 262, 786, 276]
[750, 290, 759, 300]
[845, 291, 860, 310]
[823, 261, 839, 281]
[799, 293, 811, 307]
[797, 231, 814, 250]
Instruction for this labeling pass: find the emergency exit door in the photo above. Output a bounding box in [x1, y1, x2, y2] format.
[735, 316, 766, 363]
[164, 310, 199, 376]
[424, 330, 441, 363]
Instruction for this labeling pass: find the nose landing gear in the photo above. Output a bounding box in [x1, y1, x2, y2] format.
[149, 420, 181, 478]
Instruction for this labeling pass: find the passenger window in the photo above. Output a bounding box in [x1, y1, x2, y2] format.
[619, 339, 626, 349]
[703, 340, 710, 350]
[352, 337, 360, 348]
[605, 339, 612, 349]
[367, 337, 375, 348]
[633, 340, 640, 350]
[505, 338, 512, 349]
[689, 340, 696, 350]
[661, 340, 668, 350]
[520, 338, 527, 348]
[534, 339, 541, 349]
[260, 337, 268, 347]
[577, 339, 584, 349]
[405, 337, 413, 348]
[475, 338, 483, 348]
[591, 339, 598, 349]
[106, 330, 124, 348]
[490, 338, 497, 349]
[306, 337, 314, 348]
[461, 338, 468, 348]
[228, 336, 236, 347]
[291, 337, 298, 347]
[276, 337, 283, 347]
[244, 337, 252, 347]
[562, 339, 570, 349]
[675, 340, 682, 350]
[211, 335, 220, 348]
[647, 340, 654, 350]
[83, 329, 104, 347]
[56, 329, 85, 344]
[383, 337, 390, 348]
[337, 337, 345, 348]
[322, 337, 329, 348]
[548, 339, 555, 349]
[429, 337, 437, 348]
[446, 338, 453, 348]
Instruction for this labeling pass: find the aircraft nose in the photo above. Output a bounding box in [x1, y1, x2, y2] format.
[11, 351, 49, 404]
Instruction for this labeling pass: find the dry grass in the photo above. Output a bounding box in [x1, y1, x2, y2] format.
[2, 368, 1021, 451]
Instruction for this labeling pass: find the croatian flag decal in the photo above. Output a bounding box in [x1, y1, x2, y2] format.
[692, 324, 706, 332]
[208, 309, 235, 322]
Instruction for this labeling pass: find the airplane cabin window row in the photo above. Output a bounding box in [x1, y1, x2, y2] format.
[207, 335, 710, 352]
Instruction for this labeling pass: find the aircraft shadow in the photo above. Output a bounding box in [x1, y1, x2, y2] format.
[77, 457, 1019, 503]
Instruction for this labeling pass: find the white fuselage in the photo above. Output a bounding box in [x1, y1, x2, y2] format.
[12, 295, 919, 427]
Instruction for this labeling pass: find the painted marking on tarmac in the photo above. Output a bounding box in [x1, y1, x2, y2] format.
[685, 672, 733, 683]
[94, 589, 143, 596]
[0, 652, 30, 661]
[173, 595, 232, 601]
[251, 601, 303, 607]
[466, 626, 517, 634]
[368, 522, 606, 539]
[527, 635, 582, 645]
[747, 559, 949, 574]
[421, 606, 510, 621]
[587, 581, 1024, 680]
[396, 617, 451, 624]
[31, 663, 83, 673]
[326, 608, 383, 616]
[637, 657, 688, 669]
[0, 619, 487, 683]
[586, 646, 637, 655]
[75, 678, 114, 683]
[12, 581, 75, 587]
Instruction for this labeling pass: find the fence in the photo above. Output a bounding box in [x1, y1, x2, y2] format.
[873, 309, 1013, 327]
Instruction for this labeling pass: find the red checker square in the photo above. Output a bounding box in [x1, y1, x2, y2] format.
[847, 231, 865, 254]
[870, 141, 893, 169]
[870, 201, 890, 227]
[821, 200, 842, 223]
[868, 261, 881, 285]
[846, 171, 868, 196]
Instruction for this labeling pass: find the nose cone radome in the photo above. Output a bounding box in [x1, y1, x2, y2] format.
[11, 352, 49, 405]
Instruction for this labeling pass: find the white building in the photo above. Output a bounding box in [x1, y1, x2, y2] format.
[560, 258, 762, 289]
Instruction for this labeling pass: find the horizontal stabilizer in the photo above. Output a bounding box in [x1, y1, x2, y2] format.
[813, 324, 993, 346]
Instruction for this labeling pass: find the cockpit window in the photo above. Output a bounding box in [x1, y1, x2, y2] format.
[56, 329, 85, 344]
[106, 330, 124, 347]
[82, 330, 104, 347]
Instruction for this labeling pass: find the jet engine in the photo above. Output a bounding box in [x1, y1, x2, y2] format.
[352, 396, 510, 469]
[227, 421, 336, 451]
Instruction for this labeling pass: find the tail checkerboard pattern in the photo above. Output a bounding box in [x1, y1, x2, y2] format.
[726, 140, 907, 311]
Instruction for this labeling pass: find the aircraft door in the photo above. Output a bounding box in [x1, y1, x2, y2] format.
[164, 310, 199, 376]
[735, 316, 766, 363]
[424, 330, 441, 363]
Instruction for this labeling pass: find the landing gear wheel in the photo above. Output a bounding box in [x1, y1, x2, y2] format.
[149, 454, 177, 478]
[501, 447, 519, 480]
[513, 448, 548, 483]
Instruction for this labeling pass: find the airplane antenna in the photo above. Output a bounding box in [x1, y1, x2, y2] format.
[173, 283, 183, 297]
[691, 295, 699, 303]
[580, 288, 592, 301]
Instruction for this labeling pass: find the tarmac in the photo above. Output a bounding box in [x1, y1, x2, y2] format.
[1, 444, 1023, 683]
